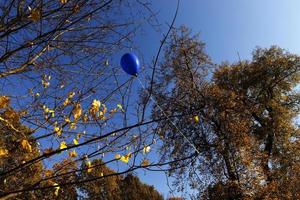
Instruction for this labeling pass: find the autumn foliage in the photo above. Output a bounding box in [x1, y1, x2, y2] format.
[152, 26, 300, 199]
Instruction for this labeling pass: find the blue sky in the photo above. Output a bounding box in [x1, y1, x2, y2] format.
[134, 0, 300, 197]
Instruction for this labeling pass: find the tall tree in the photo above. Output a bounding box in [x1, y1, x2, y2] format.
[152, 26, 300, 199]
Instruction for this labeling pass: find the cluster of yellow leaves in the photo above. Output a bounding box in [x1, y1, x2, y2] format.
[0, 96, 10, 109]
[21, 139, 32, 152]
[68, 150, 77, 158]
[115, 153, 131, 163]
[54, 126, 62, 136]
[63, 92, 75, 107]
[88, 99, 109, 120]
[43, 105, 55, 117]
[41, 75, 51, 88]
[0, 148, 8, 157]
[89, 99, 101, 116]
[72, 103, 82, 121]
[60, 141, 67, 150]
[143, 146, 151, 154]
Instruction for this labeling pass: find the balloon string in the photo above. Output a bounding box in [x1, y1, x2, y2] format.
[136, 76, 200, 154]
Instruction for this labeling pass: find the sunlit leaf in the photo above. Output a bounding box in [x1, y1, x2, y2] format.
[72, 103, 82, 121]
[21, 139, 32, 152]
[0, 96, 10, 109]
[42, 80, 50, 88]
[120, 153, 131, 163]
[53, 183, 60, 196]
[87, 161, 92, 173]
[193, 115, 199, 123]
[73, 138, 79, 145]
[68, 92, 75, 99]
[0, 148, 8, 157]
[60, 0, 68, 4]
[141, 159, 149, 166]
[64, 117, 71, 123]
[117, 104, 125, 112]
[143, 146, 151, 154]
[54, 126, 62, 136]
[63, 98, 70, 106]
[69, 150, 77, 158]
[115, 154, 121, 160]
[60, 141, 67, 150]
[70, 122, 76, 130]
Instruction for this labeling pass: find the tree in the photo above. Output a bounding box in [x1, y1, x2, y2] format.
[78, 159, 163, 200]
[0, 0, 171, 198]
[119, 174, 163, 200]
[78, 159, 122, 200]
[152, 26, 300, 199]
[0, 97, 44, 200]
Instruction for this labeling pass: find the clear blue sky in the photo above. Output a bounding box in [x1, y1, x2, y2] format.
[134, 0, 300, 197]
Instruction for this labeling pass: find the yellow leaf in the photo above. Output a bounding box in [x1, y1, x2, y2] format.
[89, 99, 101, 118]
[100, 172, 104, 177]
[72, 103, 82, 121]
[193, 115, 199, 123]
[102, 104, 107, 114]
[0, 148, 8, 157]
[69, 150, 77, 158]
[53, 183, 60, 196]
[60, 0, 68, 4]
[141, 159, 149, 166]
[60, 141, 67, 150]
[86, 161, 92, 173]
[21, 139, 32, 152]
[64, 117, 71, 123]
[54, 126, 62, 136]
[82, 114, 89, 122]
[68, 92, 75, 99]
[92, 99, 101, 109]
[117, 104, 125, 112]
[63, 98, 70, 106]
[143, 146, 151, 154]
[0, 96, 10, 109]
[115, 154, 121, 160]
[70, 122, 76, 130]
[120, 153, 131, 163]
[42, 80, 50, 88]
[44, 170, 53, 177]
[73, 138, 79, 145]
[99, 111, 106, 120]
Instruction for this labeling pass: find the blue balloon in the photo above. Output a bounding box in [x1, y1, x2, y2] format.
[120, 53, 140, 76]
